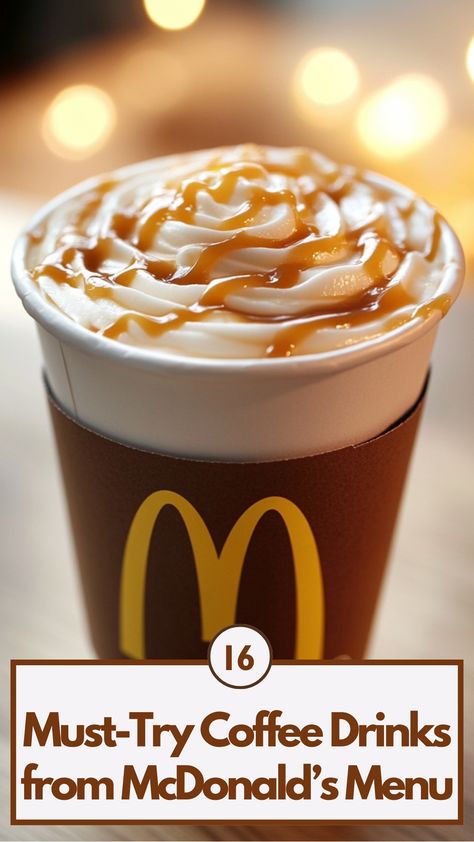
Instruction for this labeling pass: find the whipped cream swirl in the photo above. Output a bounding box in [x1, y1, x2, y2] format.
[26, 145, 458, 358]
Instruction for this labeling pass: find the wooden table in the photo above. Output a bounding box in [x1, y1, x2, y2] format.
[1, 187, 472, 842]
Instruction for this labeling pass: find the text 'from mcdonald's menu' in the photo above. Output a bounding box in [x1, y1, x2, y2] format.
[12, 655, 462, 825]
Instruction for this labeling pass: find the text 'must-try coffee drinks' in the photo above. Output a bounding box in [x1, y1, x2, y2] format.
[12, 145, 463, 659]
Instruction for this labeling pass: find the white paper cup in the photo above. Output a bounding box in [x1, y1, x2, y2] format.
[10, 160, 465, 663]
[11, 167, 464, 460]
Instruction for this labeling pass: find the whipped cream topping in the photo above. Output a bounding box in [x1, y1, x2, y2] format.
[26, 145, 459, 358]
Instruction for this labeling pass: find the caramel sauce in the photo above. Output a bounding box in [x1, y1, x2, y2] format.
[417, 293, 451, 318]
[85, 278, 114, 300]
[199, 273, 268, 307]
[81, 238, 112, 273]
[363, 237, 398, 279]
[137, 163, 270, 250]
[103, 306, 206, 341]
[74, 179, 116, 230]
[30, 156, 447, 357]
[32, 262, 77, 286]
[110, 212, 136, 240]
[426, 212, 442, 262]
[265, 286, 449, 358]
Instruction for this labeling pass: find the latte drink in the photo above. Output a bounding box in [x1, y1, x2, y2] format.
[12, 145, 464, 659]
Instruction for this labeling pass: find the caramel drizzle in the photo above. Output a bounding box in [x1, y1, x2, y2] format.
[426, 212, 442, 262]
[30, 158, 445, 356]
[74, 179, 117, 230]
[265, 288, 450, 358]
[136, 163, 311, 250]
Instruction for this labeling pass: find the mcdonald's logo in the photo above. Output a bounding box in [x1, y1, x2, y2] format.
[120, 491, 324, 660]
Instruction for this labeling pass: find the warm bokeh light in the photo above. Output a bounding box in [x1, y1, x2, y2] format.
[357, 74, 448, 158]
[42, 84, 116, 159]
[294, 47, 360, 107]
[118, 46, 188, 113]
[466, 35, 474, 83]
[447, 198, 474, 259]
[143, 0, 205, 31]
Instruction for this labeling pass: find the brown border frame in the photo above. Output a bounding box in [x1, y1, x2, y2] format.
[10, 659, 463, 827]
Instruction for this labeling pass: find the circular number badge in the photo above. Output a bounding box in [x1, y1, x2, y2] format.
[208, 625, 273, 689]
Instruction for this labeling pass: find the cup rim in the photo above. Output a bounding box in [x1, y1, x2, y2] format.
[11, 154, 465, 378]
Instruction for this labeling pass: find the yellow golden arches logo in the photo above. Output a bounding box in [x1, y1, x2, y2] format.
[120, 491, 324, 660]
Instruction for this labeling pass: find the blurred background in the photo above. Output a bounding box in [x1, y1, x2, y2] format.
[1, 0, 474, 260]
[1, 2, 473, 841]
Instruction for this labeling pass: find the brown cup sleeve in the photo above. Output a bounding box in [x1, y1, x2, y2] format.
[47, 379, 426, 661]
